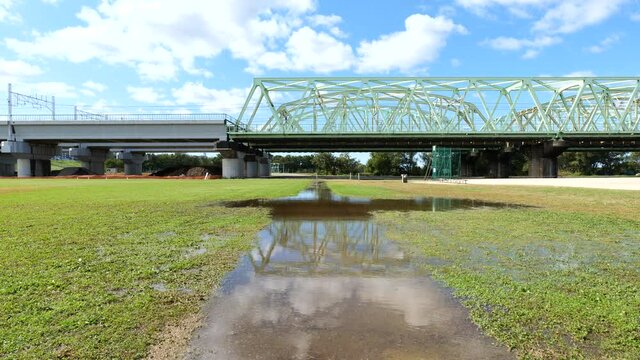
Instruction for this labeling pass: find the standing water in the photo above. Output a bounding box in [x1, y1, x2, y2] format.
[187, 183, 513, 359]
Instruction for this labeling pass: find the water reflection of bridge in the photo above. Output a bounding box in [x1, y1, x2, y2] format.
[249, 220, 411, 275]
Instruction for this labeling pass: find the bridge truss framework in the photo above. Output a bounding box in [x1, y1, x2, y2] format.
[231, 77, 640, 151]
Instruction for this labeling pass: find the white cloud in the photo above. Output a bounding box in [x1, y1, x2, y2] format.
[172, 82, 248, 114]
[308, 14, 346, 38]
[483, 35, 560, 51]
[80, 81, 107, 97]
[127, 86, 166, 104]
[5, 3, 469, 78]
[459, 0, 628, 33]
[252, 27, 354, 73]
[0, 58, 44, 85]
[458, 0, 628, 57]
[533, 0, 628, 34]
[522, 49, 539, 59]
[6, 0, 318, 81]
[450, 58, 462, 67]
[586, 34, 621, 54]
[481, 35, 561, 58]
[17, 82, 77, 99]
[286, 27, 354, 72]
[248, 26, 355, 73]
[0, 58, 43, 78]
[632, 13, 640, 21]
[0, 0, 20, 23]
[564, 70, 596, 77]
[82, 81, 107, 93]
[356, 14, 466, 73]
[308, 14, 341, 28]
[455, 0, 551, 17]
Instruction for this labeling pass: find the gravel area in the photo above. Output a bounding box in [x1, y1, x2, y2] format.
[462, 177, 640, 191]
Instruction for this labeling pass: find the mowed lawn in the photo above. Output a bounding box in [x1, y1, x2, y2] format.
[0, 179, 308, 359]
[329, 180, 640, 359]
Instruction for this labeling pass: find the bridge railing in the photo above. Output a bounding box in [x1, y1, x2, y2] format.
[0, 113, 234, 122]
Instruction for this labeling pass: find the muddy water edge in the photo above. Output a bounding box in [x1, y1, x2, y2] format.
[186, 182, 514, 359]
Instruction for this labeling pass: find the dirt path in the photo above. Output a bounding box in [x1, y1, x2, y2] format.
[435, 177, 640, 191]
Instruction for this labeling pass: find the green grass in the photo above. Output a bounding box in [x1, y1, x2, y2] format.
[0, 179, 308, 359]
[50, 160, 82, 171]
[329, 180, 640, 359]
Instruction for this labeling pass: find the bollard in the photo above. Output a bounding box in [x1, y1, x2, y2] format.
[401, 174, 408, 183]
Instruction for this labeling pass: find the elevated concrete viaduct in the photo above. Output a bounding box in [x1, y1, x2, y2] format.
[3, 77, 640, 179]
[0, 116, 244, 177]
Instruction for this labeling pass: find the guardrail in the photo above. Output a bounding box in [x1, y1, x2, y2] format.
[0, 113, 235, 122]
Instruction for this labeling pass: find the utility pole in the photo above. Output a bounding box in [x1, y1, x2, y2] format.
[7, 83, 13, 141]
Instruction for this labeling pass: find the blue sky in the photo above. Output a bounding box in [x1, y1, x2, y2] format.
[1, 0, 640, 122]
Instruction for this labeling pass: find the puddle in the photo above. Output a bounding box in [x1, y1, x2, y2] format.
[187, 183, 513, 359]
[151, 283, 168, 292]
[225, 182, 517, 220]
[185, 246, 208, 258]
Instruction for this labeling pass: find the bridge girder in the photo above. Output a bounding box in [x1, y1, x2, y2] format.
[231, 78, 640, 149]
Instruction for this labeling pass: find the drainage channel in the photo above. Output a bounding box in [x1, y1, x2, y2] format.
[187, 183, 514, 359]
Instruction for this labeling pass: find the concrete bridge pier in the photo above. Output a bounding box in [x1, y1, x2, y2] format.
[258, 156, 271, 177]
[244, 154, 259, 178]
[117, 151, 146, 175]
[528, 140, 568, 178]
[221, 150, 246, 179]
[34, 159, 51, 177]
[0, 154, 16, 176]
[460, 151, 478, 178]
[1, 141, 58, 177]
[486, 148, 512, 178]
[70, 147, 109, 175]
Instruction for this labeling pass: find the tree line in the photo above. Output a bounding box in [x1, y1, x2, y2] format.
[102, 151, 640, 176]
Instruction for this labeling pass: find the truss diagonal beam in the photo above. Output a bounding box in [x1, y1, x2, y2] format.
[233, 77, 640, 137]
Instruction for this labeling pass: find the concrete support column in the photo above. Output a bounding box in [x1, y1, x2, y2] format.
[528, 140, 567, 178]
[17, 158, 32, 178]
[221, 150, 246, 179]
[117, 152, 146, 175]
[244, 154, 259, 178]
[485, 150, 511, 178]
[258, 156, 271, 177]
[1, 141, 58, 177]
[460, 151, 478, 178]
[34, 160, 51, 177]
[70, 148, 109, 175]
[0, 154, 16, 176]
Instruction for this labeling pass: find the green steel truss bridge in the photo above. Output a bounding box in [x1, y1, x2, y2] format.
[229, 77, 640, 151]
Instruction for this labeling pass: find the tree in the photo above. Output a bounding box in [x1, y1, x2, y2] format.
[311, 153, 336, 174]
[366, 152, 419, 175]
[143, 153, 221, 172]
[559, 152, 633, 175]
[334, 153, 364, 174]
[271, 154, 315, 173]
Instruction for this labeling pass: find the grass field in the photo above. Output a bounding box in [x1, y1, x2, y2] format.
[50, 160, 82, 171]
[329, 180, 640, 359]
[0, 179, 308, 359]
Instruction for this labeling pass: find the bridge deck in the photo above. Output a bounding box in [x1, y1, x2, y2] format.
[1, 115, 229, 147]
